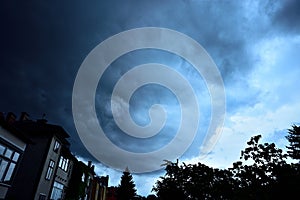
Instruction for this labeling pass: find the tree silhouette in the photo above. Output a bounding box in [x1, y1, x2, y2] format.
[286, 125, 300, 161]
[116, 168, 137, 200]
[153, 131, 300, 200]
[153, 161, 235, 199]
[230, 135, 288, 199]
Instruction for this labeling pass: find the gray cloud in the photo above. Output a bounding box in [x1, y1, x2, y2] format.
[272, 0, 300, 33]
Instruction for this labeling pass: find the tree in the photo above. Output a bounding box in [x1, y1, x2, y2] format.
[146, 194, 157, 200]
[116, 168, 137, 200]
[286, 125, 300, 161]
[65, 161, 92, 200]
[153, 133, 300, 199]
[230, 135, 288, 199]
[153, 161, 235, 199]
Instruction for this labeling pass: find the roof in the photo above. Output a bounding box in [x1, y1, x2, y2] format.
[0, 113, 32, 144]
[12, 120, 70, 145]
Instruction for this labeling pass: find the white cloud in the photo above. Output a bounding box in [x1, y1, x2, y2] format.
[184, 101, 300, 169]
[183, 34, 300, 169]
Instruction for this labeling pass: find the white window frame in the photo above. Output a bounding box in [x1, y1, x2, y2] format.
[0, 142, 21, 183]
[45, 160, 55, 180]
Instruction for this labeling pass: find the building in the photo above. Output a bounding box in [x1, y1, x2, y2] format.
[50, 145, 76, 200]
[89, 175, 109, 200]
[1, 112, 109, 200]
[0, 112, 30, 199]
[65, 160, 109, 200]
[106, 186, 117, 200]
[5, 112, 73, 200]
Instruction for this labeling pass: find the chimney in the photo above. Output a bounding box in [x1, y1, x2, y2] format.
[19, 112, 30, 121]
[88, 160, 92, 168]
[6, 112, 16, 125]
[37, 113, 47, 124]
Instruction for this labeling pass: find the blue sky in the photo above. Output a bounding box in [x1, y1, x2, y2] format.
[1, 0, 300, 196]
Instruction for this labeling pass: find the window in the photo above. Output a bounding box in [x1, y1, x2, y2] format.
[0, 145, 5, 155]
[12, 152, 20, 162]
[0, 160, 8, 180]
[81, 173, 85, 182]
[50, 181, 64, 200]
[58, 156, 69, 172]
[0, 143, 21, 183]
[4, 148, 12, 158]
[45, 160, 55, 180]
[53, 140, 60, 153]
[4, 163, 16, 181]
[38, 194, 46, 200]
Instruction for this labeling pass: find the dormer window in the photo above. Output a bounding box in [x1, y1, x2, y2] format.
[53, 140, 60, 153]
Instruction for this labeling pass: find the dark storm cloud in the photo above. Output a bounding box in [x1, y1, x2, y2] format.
[272, 0, 300, 33]
[0, 0, 98, 156]
[0, 0, 240, 156]
[1, 0, 299, 195]
[2, 0, 296, 165]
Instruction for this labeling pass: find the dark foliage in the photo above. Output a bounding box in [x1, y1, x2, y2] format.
[153, 128, 300, 200]
[286, 125, 300, 160]
[230, 135, 288, 199]
[153, 162, 235, 200]
[64, 161, 91, 200]
[116, 170, 137, 200]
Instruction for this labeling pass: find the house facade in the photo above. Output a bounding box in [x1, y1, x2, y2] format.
[1, 112, 109, 200]
[50, 145, 75, 200]
[4, 112, 72, 200]
[0, 112, 29, 200]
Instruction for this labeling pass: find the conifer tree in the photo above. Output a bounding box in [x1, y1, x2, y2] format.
[286, 125, 300, 161]
[116, 168, 137, 200]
